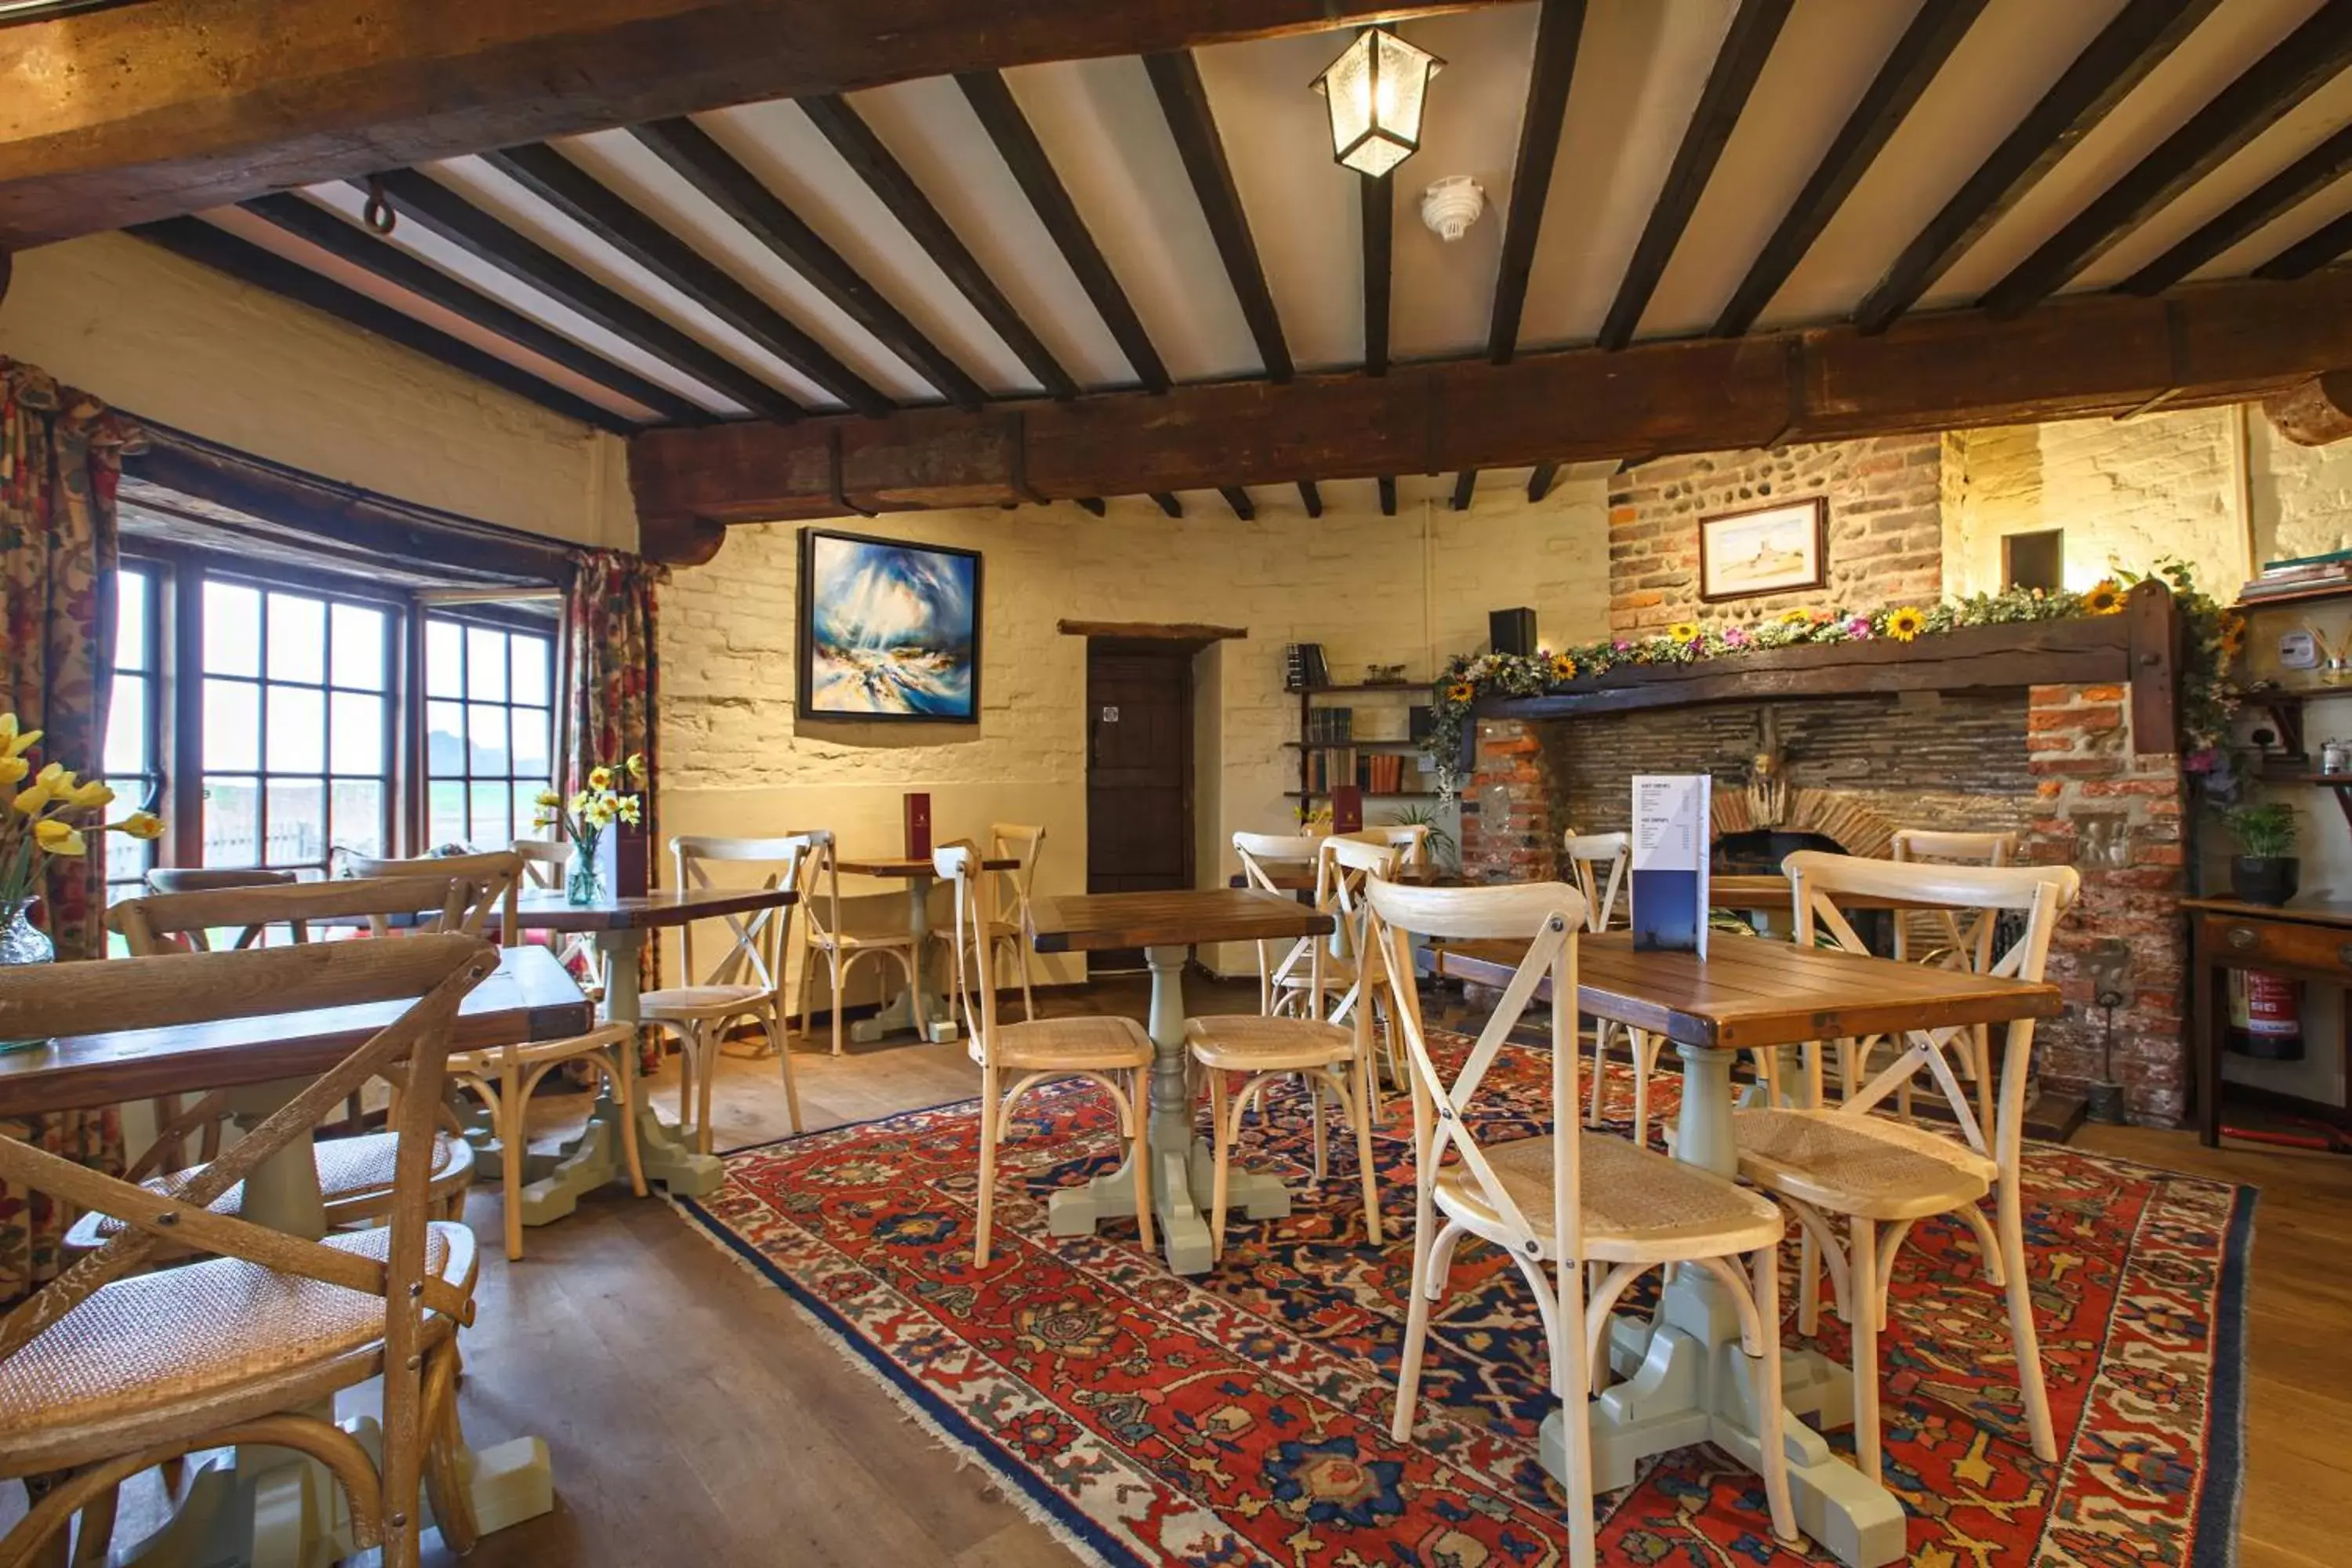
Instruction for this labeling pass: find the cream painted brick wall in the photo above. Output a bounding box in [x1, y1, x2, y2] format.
[0, 233, 634, 550]
[2252, 414, 2352, 563]
[659, 475, 1611, 995]
[1942, 410, 2246, 597]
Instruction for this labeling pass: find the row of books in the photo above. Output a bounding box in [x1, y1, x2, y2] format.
[2241, 547, 2352, 601]
[1304, 749, 1424, 793]
[1283, 642, 1332, 690]
[1305, 706, 1354, 742]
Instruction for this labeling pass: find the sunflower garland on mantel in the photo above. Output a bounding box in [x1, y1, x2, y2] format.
[1421, 559, 2238, 797]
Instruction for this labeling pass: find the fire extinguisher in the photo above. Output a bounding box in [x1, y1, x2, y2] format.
[2227, 967, 2306, 1061]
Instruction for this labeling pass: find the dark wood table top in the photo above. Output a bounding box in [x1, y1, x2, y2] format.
[1422, 931, 2061, 1051]
[837, 855, 1018, 879]
[0, 947, 593, 1116]
[1708, 874, 1949, 913]
[1233, 864, 1449, 893]
[490, 885, 797, 934]
[2181, 895, 2352, 927]
[1030, 888, 1333, 954]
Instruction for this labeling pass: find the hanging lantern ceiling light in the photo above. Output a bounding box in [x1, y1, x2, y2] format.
[1311, 27, 1444, 179]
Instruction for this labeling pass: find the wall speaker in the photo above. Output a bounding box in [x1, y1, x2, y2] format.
[1489, 608, 1537, 656]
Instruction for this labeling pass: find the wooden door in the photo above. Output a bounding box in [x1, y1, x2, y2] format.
[1086, 644, 1194, 969]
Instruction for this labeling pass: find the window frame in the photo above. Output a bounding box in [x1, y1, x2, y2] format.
[419, 604, 562, 854]
[107, 540, 566, 884]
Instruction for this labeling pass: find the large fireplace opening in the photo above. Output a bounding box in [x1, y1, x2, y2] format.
[1714, 827, 1890, 951]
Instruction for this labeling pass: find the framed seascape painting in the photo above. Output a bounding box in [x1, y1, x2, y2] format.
[797, 528, 982, 722]
[1697, 497, 1828, 603]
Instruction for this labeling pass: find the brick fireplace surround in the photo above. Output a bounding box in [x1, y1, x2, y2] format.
[1456, 437, 2190, 1127]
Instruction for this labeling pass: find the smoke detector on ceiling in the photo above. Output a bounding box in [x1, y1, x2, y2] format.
[1420, 176, 1486, 242]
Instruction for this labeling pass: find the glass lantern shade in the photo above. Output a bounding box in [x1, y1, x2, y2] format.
[1312, 27, 1444, 178]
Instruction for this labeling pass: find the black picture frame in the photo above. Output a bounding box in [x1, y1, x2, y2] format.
[796, 526, 984, 724]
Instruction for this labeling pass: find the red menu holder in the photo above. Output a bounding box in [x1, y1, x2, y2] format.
[904, 792, 932, 859]
[1330, 784, 1363, 834]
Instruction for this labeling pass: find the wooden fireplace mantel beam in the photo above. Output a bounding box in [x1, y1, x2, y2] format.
[0, 0, 1504, 249]
[1475, 582, 2183, 753]
[628, 270, 2352, 554]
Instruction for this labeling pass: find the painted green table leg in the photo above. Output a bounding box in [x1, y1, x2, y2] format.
[1537, 1040, 1906, 1568]
[1046, 943, 1287, 1274]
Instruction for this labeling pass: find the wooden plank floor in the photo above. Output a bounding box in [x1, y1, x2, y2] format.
[20, 973, 2351, 1565]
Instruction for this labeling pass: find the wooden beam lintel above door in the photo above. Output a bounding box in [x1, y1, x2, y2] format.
[1058, 619, 1247, 645]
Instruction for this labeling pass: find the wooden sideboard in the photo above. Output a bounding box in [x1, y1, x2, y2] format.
[2185, 895, 2352, 1146]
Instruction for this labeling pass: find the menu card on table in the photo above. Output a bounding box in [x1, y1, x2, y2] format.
[1631, 774, 1710, 957]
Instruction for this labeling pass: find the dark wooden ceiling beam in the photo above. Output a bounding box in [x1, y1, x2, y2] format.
[1145, 50, 1292, 383]
[796, 95, 1078, 401]
[2122, 124, 2352, 296]
[957, 71, 1172, 394]
[1712, 0, 1985, 338]
[1075, 496, 1107, 517]
[1983, 3, 2352, 317]
[1488, 0, 1586, 362]
[1597, 0, 1794, 350]
[481, 142, 891, 416]
[1853, 0, 2223, 333]
[1526, 462, 1560, 503]
[1149, 492, 1184, 517]
[629, 267, 2352, 547]
[1362, 173, 1393, 375]
[365, 168, 804, 419]
[236, 191, 707, 424]
[0, 0, 1513, 249]
[1298, 481, 1323, 517]
[1377, 477, 1399, 517]
[129, 216, 636, 433]
[2256, 207, 2352, 280]
[630, 118, 985, 409]
[1450, 470, 1477, 510]
[1219, 485, 1255, 521]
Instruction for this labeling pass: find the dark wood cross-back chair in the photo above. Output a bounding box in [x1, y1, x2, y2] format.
[0, 935, 497, 1568]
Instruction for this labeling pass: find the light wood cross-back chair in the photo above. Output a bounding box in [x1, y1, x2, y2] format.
[98, 876, 492, 1254]
[1733, 850, 2078, 1483]
[1883, 827, 2021, 1130]
[345, 851, 646, 1261]
[793, 829, 921, 1055]
[1559, 829, 1669, 1142]
[1232, 831, 1331, 1018]
[1370, 876, 1796, 1567]
[640, 834, 808, 1150]
[1182, 836, 1392, 1260]
[0, 936, 496, 1568]
[935, 842, 1155, 1267]
[950, 822, 1047, 1022]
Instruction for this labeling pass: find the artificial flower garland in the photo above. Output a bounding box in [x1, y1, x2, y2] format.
[1422, 560, 2238, 793]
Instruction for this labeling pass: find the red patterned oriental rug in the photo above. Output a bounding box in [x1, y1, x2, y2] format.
[673, 1036, 2253, 1567]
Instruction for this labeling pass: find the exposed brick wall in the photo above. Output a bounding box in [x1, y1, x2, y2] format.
[2023, 684, 2188, 1125]
[1457, 720, 1556, 884]
[1608, 436, 1944, 636]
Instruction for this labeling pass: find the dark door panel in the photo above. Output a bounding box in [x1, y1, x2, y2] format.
[1085, 646, 1193, 967]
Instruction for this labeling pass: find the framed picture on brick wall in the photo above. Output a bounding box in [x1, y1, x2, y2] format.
[1697, 496, 1828, 603]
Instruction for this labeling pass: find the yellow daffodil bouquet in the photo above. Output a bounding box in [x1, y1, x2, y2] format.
[529, 752, 645, 903]
[0, 710, 164, 942]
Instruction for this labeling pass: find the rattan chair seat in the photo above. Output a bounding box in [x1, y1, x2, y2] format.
[640, 982, 772, 1019]
[64, 1131, 474, 1251]
[0, 1221, 476, 1445]
[1183, 1014, 1358, 1071]
[1436, 1132, 1785, 1264]
[1733, 1108, 1994, 1221]
[967, 1014, 1153, 1072]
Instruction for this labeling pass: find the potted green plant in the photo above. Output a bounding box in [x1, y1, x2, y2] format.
[2222, 801, 2300, 906]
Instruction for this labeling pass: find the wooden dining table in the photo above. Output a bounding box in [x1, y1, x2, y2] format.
[1423, 931, 2061, 1568]
[836, 854, 1017, 1044]
[1030, 887, 1333, 1275]
[0, 945, 588, 1567]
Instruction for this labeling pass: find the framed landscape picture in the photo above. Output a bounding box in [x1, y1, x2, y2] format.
[1697, 497, 1828, 603]
[797, 528, 982, 722]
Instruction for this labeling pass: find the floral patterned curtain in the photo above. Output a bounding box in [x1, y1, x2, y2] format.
[0, 358, 143, 1301]
[566, 550, 666, 1056]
